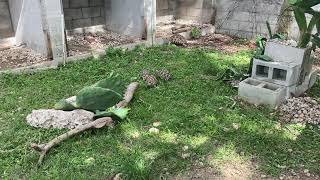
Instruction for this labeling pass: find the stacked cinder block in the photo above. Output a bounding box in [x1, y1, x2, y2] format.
[239, 41, 318, 108]
[62, 0, 105, 30]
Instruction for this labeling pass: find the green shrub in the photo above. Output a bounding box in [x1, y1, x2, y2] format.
[190, 27, 201, 39]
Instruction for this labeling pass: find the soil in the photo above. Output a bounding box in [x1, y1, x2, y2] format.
[0, 46, 48, 71]
[67, 30, 138, 56]
[186, 34, 255, 54]
[156, 19, 207, 39]
[172, 159, 320, 180]
[156, 20, 255, 54]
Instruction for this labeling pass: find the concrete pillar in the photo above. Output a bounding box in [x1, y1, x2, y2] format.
[9, 0, 49, 56]
[144, 0, 156, 44]
[40, 0, 67, 64]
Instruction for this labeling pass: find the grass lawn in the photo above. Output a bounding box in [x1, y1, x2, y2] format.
[0, 45, 319, 179]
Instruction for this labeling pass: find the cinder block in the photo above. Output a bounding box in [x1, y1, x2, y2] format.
[239, 78, 287, 108]
[72, 18, 92, 28]
[64, 8, 83, 20]
[82, 7, 101, 18]
[252, 59, 301, 86]
[265, 41, 312, 65]
[92, 17, 105, 25]
[89, 0, 104, 7]
[70, 0, 88, 8]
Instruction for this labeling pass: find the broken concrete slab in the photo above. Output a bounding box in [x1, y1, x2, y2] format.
[26, 109, 95, 129]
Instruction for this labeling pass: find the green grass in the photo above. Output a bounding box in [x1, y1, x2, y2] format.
[0, 45, 319, 179]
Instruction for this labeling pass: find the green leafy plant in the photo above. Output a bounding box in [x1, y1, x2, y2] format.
[95, 107, 130, 119]
[54, 73, 125, 111]
[190, 27, 201, 39]
[289, 0, 320, 49]
[253, 21, 288, 62]
[266, 21, 286, 40]
[253, 35, 273, 61]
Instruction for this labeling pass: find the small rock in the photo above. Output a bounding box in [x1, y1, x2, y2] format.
[149, 127, 160, 134]
[131, 132, 140, 139]
[153, 121, 161, 127]
[182, 145, 189, 151]
[232, 123, 240, 130]
[181, 153, 190, 159]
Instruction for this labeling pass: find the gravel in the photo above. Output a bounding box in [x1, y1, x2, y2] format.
[278, 97, 320, 125]
[67, 30, 137, 56]
[0, 46, 48, 70]
[269, 39, 298, 47]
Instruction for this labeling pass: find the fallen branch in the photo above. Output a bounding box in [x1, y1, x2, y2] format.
[31, 82, 139, 165]
[116, 82, 139, 108]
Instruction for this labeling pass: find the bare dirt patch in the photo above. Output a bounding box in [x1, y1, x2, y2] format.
[186, 34, 255, 54]
[173, 159, 259, 180]
[67, 31, 138, 56]
[0, 46, 48, 70]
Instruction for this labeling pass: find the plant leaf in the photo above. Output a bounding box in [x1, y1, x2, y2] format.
[293, 6, 308, 33]
[95, 107, 130, 120]
[266, 21, 273, 39]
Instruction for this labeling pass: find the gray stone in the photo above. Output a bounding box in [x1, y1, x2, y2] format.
[26, 109, 95, 129]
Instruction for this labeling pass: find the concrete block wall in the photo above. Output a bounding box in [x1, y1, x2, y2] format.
[156, 0, 215, 24]
[215, 0, 285, 39]
[62, 0, 106, 30]
[176, 0, 215, 23]
[106, 0, 145, 38]
[0, 0, 14, 39]
[156, 0, 176, 22]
